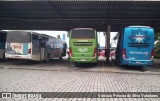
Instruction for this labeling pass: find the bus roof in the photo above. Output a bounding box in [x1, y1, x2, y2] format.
[72, 28, 94, 30]
[0, 31, 7, 33]
[127, 26, 152, 28]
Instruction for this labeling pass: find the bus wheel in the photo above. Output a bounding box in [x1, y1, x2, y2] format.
[45, 54, 50, 63]
[59, 55, 62, 60]
[140, 66, 147, 72]
[75, 63, 79, 66]
[2, 53, 6, 61]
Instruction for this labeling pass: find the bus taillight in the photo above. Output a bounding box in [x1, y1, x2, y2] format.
[150, 49, 154, 60]
[93, 48, 97, 57]
[69, 47, 73, 57]
[28, 49, 31, 54]
[122, 48, 127, 59]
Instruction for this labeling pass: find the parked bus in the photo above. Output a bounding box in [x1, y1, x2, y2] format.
[115, 26, 154, 66]
[5, 31, 66, 62]
[0, 31, 7, 59]
[69, 28, 98, 64]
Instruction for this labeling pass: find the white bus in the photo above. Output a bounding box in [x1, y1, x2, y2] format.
[0, 31, 7, 59]
[5, 31, 66, 62]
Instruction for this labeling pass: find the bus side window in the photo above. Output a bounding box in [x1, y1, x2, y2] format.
[40, 37, 48, 48]
[50, 38, 54, 49]
[54, 39, 57, 49]
[56, 40, 58, 48]
[60, 42, 62, 48]
[32, 34, 39, 47]
[57, 40, 60, 48]
[48, 38, 52, 49]
[61, 42, 63, 48]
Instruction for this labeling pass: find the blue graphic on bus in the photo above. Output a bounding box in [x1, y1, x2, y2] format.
[129, 29, 150, 44]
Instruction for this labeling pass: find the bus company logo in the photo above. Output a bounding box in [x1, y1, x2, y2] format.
[9, 43, 22, 50]
[129, 29, 150, 43]
[13, 44, 22, 49]
[78, 48, 88, 53]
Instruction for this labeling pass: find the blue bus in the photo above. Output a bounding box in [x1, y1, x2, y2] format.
[0, 31, 7, 59]
[115, 26, 154, 66]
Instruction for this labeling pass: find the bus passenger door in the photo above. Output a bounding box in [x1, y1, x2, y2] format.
[40, 38, 46, 60]
[32, 34, 41, 61]
[40, 37, 47, 60]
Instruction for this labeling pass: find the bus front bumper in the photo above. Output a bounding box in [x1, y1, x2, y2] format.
[122, 59, 153, 66]
[70, 57, 98, 63]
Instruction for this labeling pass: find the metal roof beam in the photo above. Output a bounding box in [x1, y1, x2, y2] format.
[46, 1, 73, 29]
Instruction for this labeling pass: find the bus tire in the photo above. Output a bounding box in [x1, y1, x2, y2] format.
[59, 55, 62, 60]
[140, 66, 147, 72]
[75, 63, 79, 66]
[2, 53, 6, 61]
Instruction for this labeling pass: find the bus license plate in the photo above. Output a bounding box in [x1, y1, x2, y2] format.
[81, 59, 85, 61]
[136, 62, 141, 64]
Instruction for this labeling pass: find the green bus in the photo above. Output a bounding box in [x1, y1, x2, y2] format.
[69, 28, 98, 64]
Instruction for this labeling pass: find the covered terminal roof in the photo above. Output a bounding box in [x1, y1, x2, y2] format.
[0, 0, 160, 32]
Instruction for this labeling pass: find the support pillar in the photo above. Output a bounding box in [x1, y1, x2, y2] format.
[106, 25, 111, 62]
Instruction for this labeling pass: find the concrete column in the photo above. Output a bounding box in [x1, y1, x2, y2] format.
[106, 25, 111, 62]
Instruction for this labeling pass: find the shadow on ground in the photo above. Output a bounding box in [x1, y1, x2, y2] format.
[0, 58, 160, 73]
[0, 58, 68, 66]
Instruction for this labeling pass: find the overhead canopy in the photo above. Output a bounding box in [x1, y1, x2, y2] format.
[0, 0, 160, 32]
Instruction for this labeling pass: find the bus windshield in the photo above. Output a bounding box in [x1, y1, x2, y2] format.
[0, 32, 6, 43]
[71, 29, 95, 39]
[7, 31, 31, 43]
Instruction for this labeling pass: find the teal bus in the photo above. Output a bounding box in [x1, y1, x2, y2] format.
[69, 28, 98, 65]
[116, 26, 154, 67]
